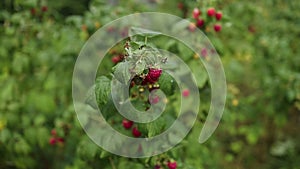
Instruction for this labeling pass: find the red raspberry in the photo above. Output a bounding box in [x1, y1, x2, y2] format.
[196, 19, 205, 27]
[122, 119, 134, 129]
[132, 127, 142, 137]
[49, 137, 56, 145]
[182, 89, 190, 97]
[144, 68, 162, 84]
[207, 7, 216, 17]
[51, 129, 57, 136]
[111, 55, 121, 64]
[214, 24, 222, 32]
[167, 161, 177, 169]
[57, 137, 65, 143]
[215, 12, 222, 20]
[192, 8, 201, 19]
[30, 8, 36, 15]
[41, 6, 48, 12]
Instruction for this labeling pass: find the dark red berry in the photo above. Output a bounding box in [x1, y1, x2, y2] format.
[207, 7, 216, 17]
[214, 24, 222, 32]
[177, 2, 184, 10]
[30, 8, 36, 15]
[56, 137, 65, 143]
[41, 6, 48, 12]
[49, 137, 56, 145]
[182, 89, 190, 97]
[167, 161, 177, 169]
[51, 129, 57, 136]
[144, 68, 162, 84]
[215, 12, 222, 20]
[192, 8, 201, 19]
[154, 165, 161, 169]
[132, 127, 142, 137]
[122, 119, 134, 129]
[196, 19, 205, 27]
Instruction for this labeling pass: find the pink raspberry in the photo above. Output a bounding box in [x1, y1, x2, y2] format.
[182, 89, 190, 97]
[49, 137, 56, 145]
[207, 7, 216, 17]
[167, 161, 177, 169]
[193, 8, 201, 19]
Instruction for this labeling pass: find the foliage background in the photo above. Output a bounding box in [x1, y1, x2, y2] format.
[0, 0, 299, 168]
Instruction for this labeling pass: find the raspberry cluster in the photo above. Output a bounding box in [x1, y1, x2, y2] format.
[49, 129, 65, 146]
[189, 7, 223, 33]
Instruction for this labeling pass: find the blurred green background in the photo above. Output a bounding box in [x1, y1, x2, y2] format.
[0, 0, 299, 169]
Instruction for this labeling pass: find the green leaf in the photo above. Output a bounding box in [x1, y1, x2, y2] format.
[95, 76, 111, 106]
[147, 117, 166, 137]
[158, 71, 176, 95]
[129, 27, 162, 38]
[188, 60, 208, 88]
[113, 62, 131, 84]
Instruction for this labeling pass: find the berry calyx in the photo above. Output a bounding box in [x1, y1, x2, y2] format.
[49, 137, 56, 145]
[122, 119, 134, 129]
[182, 89, 190, 97]
[167, 161, 177, 169]
[196, 19, 205, 27]
[192, 8, 201, 19]
[207, 7, 216, 17]
[132, 127, 142, 137]
[214, 24, 222, 32]
[215, 12, 222, 20]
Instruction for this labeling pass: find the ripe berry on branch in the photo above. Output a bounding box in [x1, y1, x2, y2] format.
[214, 24, 222, 32]
[215, 12, 223, 20]
[167, 161, 177, 169]
[132, 127, 142, 137]
[193, 8, 201, 19]
[207, 7, 216, 17]
[49, 137, 56, 145]
[196, 19, 205, 28]
[122, 119, 134, 129]
[144, 68, 162, 84]
[51, 129, 57, 136]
